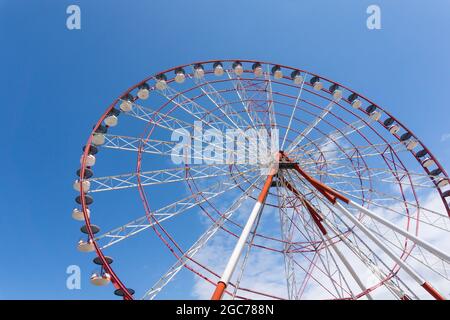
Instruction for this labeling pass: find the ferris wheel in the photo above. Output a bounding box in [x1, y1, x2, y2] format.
[73, 59, 450, 300]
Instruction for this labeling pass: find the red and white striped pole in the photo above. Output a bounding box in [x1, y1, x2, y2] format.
[211, 163, 278, 300]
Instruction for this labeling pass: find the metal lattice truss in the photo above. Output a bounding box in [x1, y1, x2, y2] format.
[87, 164, 257, 193]
[95, 172, 259, 249]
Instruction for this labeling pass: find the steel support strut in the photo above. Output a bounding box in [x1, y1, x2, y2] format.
[281, 151, 446, 300]
[281, 177, 373, 300]
[211, 166, 278, 300]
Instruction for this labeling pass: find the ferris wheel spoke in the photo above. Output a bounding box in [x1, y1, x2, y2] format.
[290, 246, 351, 299]
[333, 166, 439, 184]
[291, 118, 374, 156]
[142, 176, 263, 299]
[277, 177, 316, 241]
[344, 201, 450, 263]
[275, 198, 349, 300]
[87, 164, 257, 193]
[315, 239, 355, 299]
[155, 83, 242, 135]
[334, 201, 446, 300]
[283, 164, 433, 299]
[287, 172, 362, 299]
[155, 83, 261, 158]
[225, 71, 267, 130]
[316, 180, 450, 231]
[289, 142, 408, 178]
[306, 189, 417, 299]
[287, 164, 450, 264]
[288, 164, 447, 299]
[276, 181, 315, 299]
[102, 134, 174, 156]
[96, 172, 260, 249]
[288, 169, 450, 255]
[122, 100, 192, 131]
[320, 231, 371, 300]
[367, 226, 450, 282]
[293, 214, 351, 299]
[286, 99, 337, 154]
[121, 100, 252, 159]
[303, 164, 439, 189]
[277, 195, 298, 299]
[322, 216, 413, 299]
[100, 134, 223, 164]
[304, 141, 404, 160]
[189, 74, 262, 156]
[312, 172, 436, 191]
[273, 180, 346, 299]
[291, 141, 405, 165]
[280, 171, 369, 299]
[264, 67, 278, 132]
[281, 72, 307, 150]
[190, 75, 252, 130]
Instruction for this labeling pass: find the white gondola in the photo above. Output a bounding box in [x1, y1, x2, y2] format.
[310, 77, 322, 91]
[437, 178, 449, 188]
[92, 133, 105, 146]
[104, 115, 118, 127]
[77, 239, 95, 252]
[137, 88, 149, 99]
[73, 179, 91, 192]
[389, 124, 400, 134]
[422, 158, 435, 168]
[253, 65, 263, 77]
[273, 68, 283, 79]
[80, 154, 96, 167]
[72, 208, 90, 221]
[352, 99, 362, 109]
[174, 69, 186, 83]
[293, 75, 303, 85]
[233, 62, 244, 76]
[90, 272, 111, 286]
[310, 76, 323, 91]
[406, 139, 418, 150]
[155, 79, 167, 91]
[212, 62, 224, 77]
[332, 89, 342, 101]
[194, 65, 205, 79]
[313, 81, 323, 91]
[213, 64, 224, 76]
[329, 84, 342, 101]
[348, 93, 361, 108]
[368, 111, 381, 121]
[137, 83, 150, 100]
[119, 100, 132, 112]
[291, 71, 304, 85]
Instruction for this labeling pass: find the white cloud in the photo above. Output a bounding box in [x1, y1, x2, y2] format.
[441, 133, 450, 142]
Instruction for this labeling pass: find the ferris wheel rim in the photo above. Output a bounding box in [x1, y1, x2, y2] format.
[77, 59, 450, 300]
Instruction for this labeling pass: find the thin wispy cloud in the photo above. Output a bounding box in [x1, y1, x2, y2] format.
[440, 133, 450, 142]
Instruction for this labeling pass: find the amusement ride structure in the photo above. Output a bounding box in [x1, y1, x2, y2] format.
[73, 59, 450, 300]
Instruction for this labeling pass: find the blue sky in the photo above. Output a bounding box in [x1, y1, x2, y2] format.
[0, 0, 450, 299]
